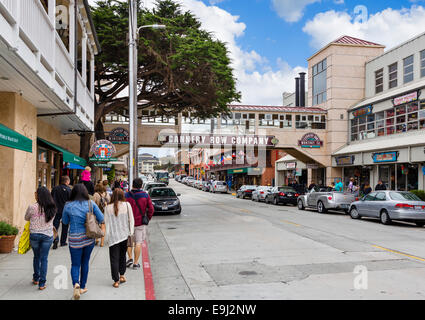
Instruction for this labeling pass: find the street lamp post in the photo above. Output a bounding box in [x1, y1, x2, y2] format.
[128, 0, 165, 185]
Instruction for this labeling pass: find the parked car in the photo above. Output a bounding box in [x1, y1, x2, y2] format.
[265, 186, 300, 205]
[195, 180, 203, 189]
[252, 186, 273, 202]
[349, 191, 425, 226]
[236, 185, 257, 199]
[211, 181, 228, 193]
[143, 182, 166, 193]
[297, 186, 357, 213]
[184, 177, 194, 185]
[149, 187, 181, 215]
[202, 181, 212, 192]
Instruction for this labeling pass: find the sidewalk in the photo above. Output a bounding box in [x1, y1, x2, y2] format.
[0, 243, 147, 300]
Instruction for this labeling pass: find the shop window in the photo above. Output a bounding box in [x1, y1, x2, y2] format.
[386, 109, 395, 118]
[312, 58, 327, 105]
[407, 102, 418, 113]
[396, 115, 406, 124]
[395, 106, 406, 116]
[388, 63, 397, 89]
[376, 120, 384, 128]
[403, 55, 414, 84]
[420, 119, 425, 129]
[396, 124, 406, 133]
[375, 68, 383, 93]
[386, 126, 395, 135]
[351, 118, 358, 126]
[351, 133, 358, 141]
[377, 128, 385, 136]
[407, 122, 418, 131]
[376, 111, 385, 121]
[421, 50, 425, 78]
[358, 116, 366, 125]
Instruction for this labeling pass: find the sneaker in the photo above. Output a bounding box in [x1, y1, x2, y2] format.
[73, 284, 81, 300]
[133, 263, 140, 269]
[52, 241, 58, 250]
[126, 259, 133, 268]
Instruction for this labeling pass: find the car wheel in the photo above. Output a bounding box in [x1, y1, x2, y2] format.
[273, 197, 278, 205]
[415, 222, 425, 227]
[297, 199, 305, 210]
[175, 209, 181, 215]
[317, 201, 327, 214]
[349, 207, 361, 219]
[380, 210, 392, 225]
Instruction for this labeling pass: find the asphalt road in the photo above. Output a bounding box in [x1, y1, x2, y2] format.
[147, 180, 425, 300]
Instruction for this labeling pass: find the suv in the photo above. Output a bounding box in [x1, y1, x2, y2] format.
[210, 181, 228, 193]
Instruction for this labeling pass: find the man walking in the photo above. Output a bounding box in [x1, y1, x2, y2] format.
[125, 178, 154, 269]
[51, 175, 72, 249]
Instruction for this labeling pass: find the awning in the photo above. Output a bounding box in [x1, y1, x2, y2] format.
[0, 124, 32, 153]
[66, 163, 85, 170]
[37, 138, 87, 166]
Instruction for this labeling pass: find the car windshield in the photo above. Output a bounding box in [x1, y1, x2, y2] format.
[216, 182, 226, 185]
[389, 192, 422, 201]
[147, 184, 165, 189]
[150, 188, 176, 197]
[278, 187, 296, 192]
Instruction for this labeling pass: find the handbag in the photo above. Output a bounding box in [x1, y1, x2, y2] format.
[85, 200, 105, 239]
[130, 192, 149, 226]
[18, 221, 31, 254]
[126, 203, 135, 247]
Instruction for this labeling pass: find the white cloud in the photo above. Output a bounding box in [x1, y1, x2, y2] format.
[271, 0, 321, 23]
[303, 5, 425, 51]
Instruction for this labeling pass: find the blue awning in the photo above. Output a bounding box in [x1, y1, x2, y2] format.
[66, 163, 85, 170]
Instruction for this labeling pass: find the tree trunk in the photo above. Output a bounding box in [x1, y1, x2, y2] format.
[79, 132, 92, 161]
[95, 120, 105, 140]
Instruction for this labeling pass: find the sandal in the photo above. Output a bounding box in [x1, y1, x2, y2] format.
[80, 288, 88, 294]
[126, 259, 133, 268]
[113, 282, 119, 288]
[73, 284, 81, 300]
[39, 286, 46, 291]
[119, 276, 126, 283]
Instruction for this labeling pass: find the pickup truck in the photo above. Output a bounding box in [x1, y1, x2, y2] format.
[297, 187, 357, 214]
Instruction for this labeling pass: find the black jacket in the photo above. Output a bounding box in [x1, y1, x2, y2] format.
[375, 183, 387, 191]
[51, 184, 71, 215]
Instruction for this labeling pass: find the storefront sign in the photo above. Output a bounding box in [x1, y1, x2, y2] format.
[90, 140, 116, 160]
[248, 167, 263, 175]
[335, 155, 355, 166]
[162, 134, 277, 146]
[286, 162, 296, 169]
[0, 124, 32, 153]
[298, 133, 323, 148]
[107, 128, 129, 144]
[352, 105, 373, 118]
[93, 163, 113, 168]
[89, 157, 118, 162]
[372, 151, 398, 163]
[295, 168, 302, 176]
[306, 163, 319, 169]
[393, 91, 418, 106]
[227, 168, 248, 174]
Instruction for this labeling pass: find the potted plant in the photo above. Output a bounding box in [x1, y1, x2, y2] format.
[0, 221, 19, 254]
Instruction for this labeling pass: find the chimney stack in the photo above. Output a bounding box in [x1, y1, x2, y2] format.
[299, 72, 306, 107]
[295, 77, 300, 107]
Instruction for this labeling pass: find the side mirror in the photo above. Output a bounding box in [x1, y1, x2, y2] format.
[177, 193, 181, 196]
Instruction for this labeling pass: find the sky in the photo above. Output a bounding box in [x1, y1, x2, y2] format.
[89, 0, 425, 156]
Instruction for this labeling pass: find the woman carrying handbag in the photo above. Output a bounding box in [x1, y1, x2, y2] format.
[104, 188, 135, 288]
[62, 184, 105, 300]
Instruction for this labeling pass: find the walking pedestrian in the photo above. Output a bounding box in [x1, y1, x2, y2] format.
[363, 183, 372, 196]
[62, 184, 105, 300]
[93, 183, 110, 247]
[104, 188, 134, 288]
[103, 180, 112, 197]
[125, 178, 154, 269]
[25, 187, 57, 290]
[51, 175, 71, 249]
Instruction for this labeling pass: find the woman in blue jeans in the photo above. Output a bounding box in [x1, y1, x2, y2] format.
[25, 187, 57, 290]
[62, 184, 105, 300]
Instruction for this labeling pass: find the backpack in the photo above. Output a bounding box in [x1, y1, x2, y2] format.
[97, 192, 107, 213]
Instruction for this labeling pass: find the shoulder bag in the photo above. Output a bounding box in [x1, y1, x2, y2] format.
[85, 200, 105, 239]
[130, 192, 149, 225]
[126, 202, 135, 247]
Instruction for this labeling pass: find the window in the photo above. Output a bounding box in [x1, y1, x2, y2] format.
[388, 63, 397, 89]
[403, 55, 414, 83]
[421, 50, 425, 78]
[312, 58, 327, 105]
[375, 68, 383, 93]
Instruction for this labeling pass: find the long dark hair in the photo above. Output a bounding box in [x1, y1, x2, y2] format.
[111, 188, 126, 216]
[36, 187, 56, 223]
[70, 183, 90, 202]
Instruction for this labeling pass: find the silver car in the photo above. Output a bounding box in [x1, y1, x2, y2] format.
[252, 186, 273, 202]
[211, 181, 228, 193]
[349, 191, 425, 226]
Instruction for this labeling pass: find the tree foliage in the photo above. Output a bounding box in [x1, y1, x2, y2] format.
[80, 0, 240, 158]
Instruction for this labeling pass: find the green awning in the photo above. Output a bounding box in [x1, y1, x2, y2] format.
[0, 124, 32, 153]
[37, 138, 86, 166]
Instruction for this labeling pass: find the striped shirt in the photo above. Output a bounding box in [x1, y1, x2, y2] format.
[104, 202, 135, 247]
[68, 232, 95, 249]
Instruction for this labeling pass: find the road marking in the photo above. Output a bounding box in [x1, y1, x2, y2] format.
[281, 220, 301, 227]
[372, 245, 425, 262]
[240, 209, 251, 213]
[141, 240, 156, 300]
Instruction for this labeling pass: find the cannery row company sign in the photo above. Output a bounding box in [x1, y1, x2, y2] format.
[107, 127, 129, 144]
[161, 134, 279, 147]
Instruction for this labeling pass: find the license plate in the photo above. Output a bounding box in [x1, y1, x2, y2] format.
[288, 193, 293, 197]
[162, 205, 168, 210]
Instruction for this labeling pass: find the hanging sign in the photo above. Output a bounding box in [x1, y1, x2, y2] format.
[393, 91, 418, 106]
[335, 155, 355, 166]
[286, 162, 297, 169]
[90, 140, 116, 160]
[107, 128, 129, 144]
[372, 151, 398, 163]
[298, 133, 323, 148]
